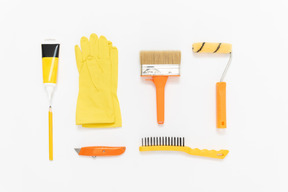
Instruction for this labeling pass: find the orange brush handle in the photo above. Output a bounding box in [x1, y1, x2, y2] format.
[216, 82, 226, 128]
[151, 76, 168, 124]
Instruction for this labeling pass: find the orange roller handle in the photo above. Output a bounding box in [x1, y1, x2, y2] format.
[216, 82, 226, 128]
[151, 76, 168, 124]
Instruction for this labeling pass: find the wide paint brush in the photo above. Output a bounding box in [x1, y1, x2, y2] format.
[140, 51, 181, 125]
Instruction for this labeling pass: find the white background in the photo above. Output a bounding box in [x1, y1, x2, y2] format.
[0, 0, 287, 191]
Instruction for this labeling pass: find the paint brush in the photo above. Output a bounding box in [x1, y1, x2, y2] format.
[140, 51, 181, 124]
[42, 40, 60, 160]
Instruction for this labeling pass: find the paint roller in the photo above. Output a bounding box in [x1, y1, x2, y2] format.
[192, 42, 232, 128]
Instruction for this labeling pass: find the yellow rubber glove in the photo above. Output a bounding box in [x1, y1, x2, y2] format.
[83, 40, 122, 128]
[75, 34, 121, 127]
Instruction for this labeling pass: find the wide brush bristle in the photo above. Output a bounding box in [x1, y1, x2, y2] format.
[140, 51, 181, 64]
[141, 137, 185, 147]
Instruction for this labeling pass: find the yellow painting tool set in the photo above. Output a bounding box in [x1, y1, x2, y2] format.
[41, 35, 230, 160]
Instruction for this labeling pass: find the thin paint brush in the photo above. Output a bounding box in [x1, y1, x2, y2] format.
[49, 106, 53, 160]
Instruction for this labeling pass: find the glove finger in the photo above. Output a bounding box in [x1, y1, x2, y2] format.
[110, 46, 118, 84]
[98, 36, 109, 59]
[108, 41, 112, 57]
[80, 36, 90, 58]
[75, 45, 83, 72]
[89, 33, 98, 57]
[111, 46, 118, 68]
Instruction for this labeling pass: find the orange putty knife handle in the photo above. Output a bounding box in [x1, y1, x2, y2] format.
[216, 82, 226, 128]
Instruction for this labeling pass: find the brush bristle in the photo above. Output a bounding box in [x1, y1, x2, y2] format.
[141, 137, 185, 147]
[140, 51, 181, 65]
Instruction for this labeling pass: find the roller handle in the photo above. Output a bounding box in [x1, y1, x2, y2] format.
[216, 82, 226, 128]
[151, 76, 168, 124]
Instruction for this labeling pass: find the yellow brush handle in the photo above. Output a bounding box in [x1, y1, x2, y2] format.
[185, 147, 228, 159]
[139, 146, 229, 159]
[49, 107, 53, 161]
[192, 42, 232, 54]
